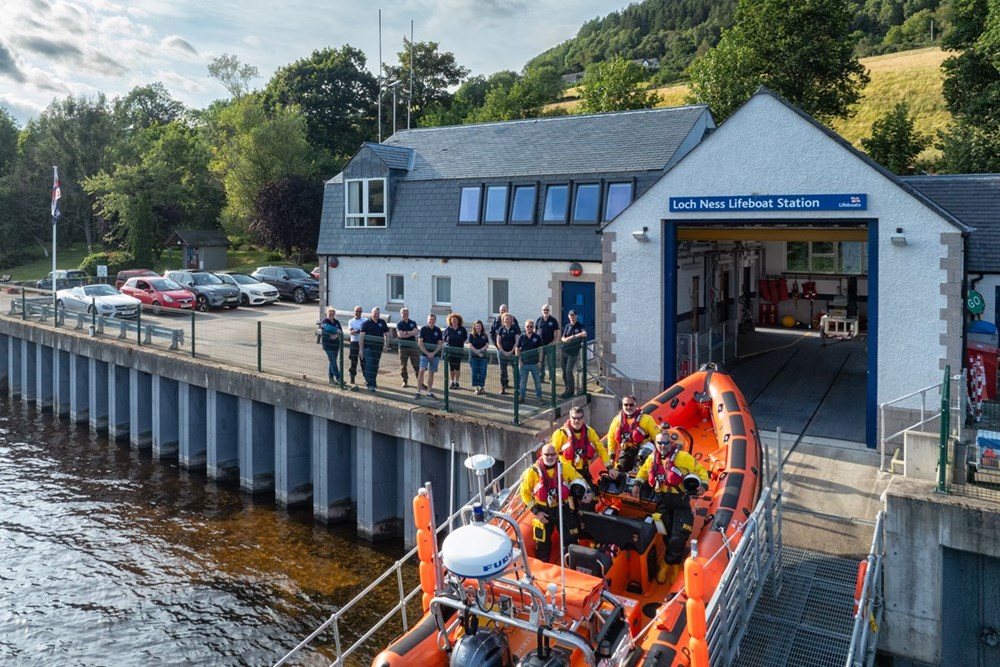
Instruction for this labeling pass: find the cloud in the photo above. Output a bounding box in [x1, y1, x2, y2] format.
[161, 35, 197, 57]
[18, 36, 83, 60]
[0, 41, 27, 83]
[88, 51, 127, 76]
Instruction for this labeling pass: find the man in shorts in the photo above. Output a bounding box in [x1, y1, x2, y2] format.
[415, 313, 444, 399]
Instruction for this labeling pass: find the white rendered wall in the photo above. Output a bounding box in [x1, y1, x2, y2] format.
[324, 256, 600, 328]
[604, 93, 960, 406]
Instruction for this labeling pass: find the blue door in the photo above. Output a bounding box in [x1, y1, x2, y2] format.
[561, 281, 595, 339]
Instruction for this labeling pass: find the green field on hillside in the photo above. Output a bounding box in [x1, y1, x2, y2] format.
[553, 47, 951, 164]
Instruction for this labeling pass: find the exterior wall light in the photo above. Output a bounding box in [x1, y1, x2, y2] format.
[890, 227, 907, 246]
[632, 227, 650, 242]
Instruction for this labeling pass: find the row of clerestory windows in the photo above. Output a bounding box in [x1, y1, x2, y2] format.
[458, 180, 635, 226]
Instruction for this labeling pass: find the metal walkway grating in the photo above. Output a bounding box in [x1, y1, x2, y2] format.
[734, 546, 860, 667]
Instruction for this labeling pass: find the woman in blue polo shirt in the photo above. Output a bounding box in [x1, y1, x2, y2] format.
[468, 320, 490, 395]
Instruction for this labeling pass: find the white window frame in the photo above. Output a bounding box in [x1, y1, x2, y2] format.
[345, 177, 387, 228]
[387, 274, 404, 303]
[432, 276, 452, 306]
[489, 278, 509, 316]
[785, 241, 867, 275]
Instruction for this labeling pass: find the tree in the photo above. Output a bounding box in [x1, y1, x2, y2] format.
[860, 102, 930, 174]
[578, 56, 660, 114]
[467, 68, 566, 122]
[248, 176, 323, 263]
[207, 95, 314, 237]
[383, 39, 470, 129]
[935, 0, 1000, 172]
[0, 107, 19, 178]
[208, 54, 260, 100]
[688, 0, 870, 123]
[262, 46, 377, 172]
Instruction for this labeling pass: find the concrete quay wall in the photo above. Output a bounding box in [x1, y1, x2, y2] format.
[0, 318, 543, 543]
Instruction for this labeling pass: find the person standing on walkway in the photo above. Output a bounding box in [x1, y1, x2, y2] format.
[319, 306, 344, 385]
[396, 307, 419, 388]
[347, 306, 366, 386]
[606, 395, 658, 474]
[518, 443, 589, 563]
[416, 313, 444, 400]
[516, 320, 544, 402]
[467, 319, 490, 395]
[632, 427, 709, 583]
[359, 307, 389, 393]
[443, 313, 468, 390]
[559, 310, 587, 398]
[494, 312, 519, 395]
[535, 304, 560, 383]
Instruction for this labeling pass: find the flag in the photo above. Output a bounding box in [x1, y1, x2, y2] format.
[51, 166, 61, 225]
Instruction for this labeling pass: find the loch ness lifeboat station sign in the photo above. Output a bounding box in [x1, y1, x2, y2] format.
[669, 194, 867, 213]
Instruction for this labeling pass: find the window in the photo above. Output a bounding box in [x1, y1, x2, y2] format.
[459, 186, 481, 224]
[572, 183, 600, 223]
[345, 178, 387, 227]
[542, 184, 569, 223]
[388, 274, 404, 303]
[510, 185, 536, 224]
[489, 279, 509, 315]
[433, 276, 452, 306]
[484, 186, 508, 224]
[786, 241, 867, 275]
[605, 182, 632, 220]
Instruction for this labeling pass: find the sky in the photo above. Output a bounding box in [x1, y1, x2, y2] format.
[0, 0, 629, 126]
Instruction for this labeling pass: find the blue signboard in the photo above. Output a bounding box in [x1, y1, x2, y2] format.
[669, 194, 867, 213]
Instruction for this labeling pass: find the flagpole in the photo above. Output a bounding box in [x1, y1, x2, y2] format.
[51, 166, 59, 316]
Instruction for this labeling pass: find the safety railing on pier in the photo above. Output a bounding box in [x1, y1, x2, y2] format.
[845, 511, 884, 667]
[677, 321, 736, 379]
[270, 448, 538, 667]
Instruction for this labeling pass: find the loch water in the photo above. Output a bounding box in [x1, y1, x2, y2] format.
[0, 396, 405, 666]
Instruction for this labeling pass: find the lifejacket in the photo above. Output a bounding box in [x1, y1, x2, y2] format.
[560, 423, 596, 469]
[648, 447, 683, 491]
[532, 462, 570, 507]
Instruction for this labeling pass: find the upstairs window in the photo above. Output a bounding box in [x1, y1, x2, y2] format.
[459, 186, 481, 224]
[542, 184, 569, 224]
[572, 183, 600, 224]
[346, 178, 387, 227]
[510, 185, 536, 224]
[605, 182, 633, 220]
[484, 185, 508, 224]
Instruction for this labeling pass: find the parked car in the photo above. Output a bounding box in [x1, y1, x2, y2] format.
[163, 270, 241, 311]
[251, 266, 320, 303]
[214, 272, 280, 306]
[36, 269, 88, 291]
[115, 268, 159, 289]
[311, 266, 321, 280]
[120, 276, 196, 312]
[56, 284, 140, 319]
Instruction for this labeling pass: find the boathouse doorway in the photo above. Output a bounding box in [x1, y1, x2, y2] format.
[663, 220, 875, 447]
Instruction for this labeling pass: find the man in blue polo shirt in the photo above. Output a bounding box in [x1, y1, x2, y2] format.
[494, 312, 520, 395]
[415, 313, 444, 400]
[517, 320, 544, 402]
[535, 304, 560, 383]
[560, 310, 587, 398]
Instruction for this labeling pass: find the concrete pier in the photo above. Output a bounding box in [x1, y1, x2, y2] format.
[0, 318, 542, 543]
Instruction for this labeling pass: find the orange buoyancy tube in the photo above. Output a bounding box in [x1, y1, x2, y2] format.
[371, 608, 453, 667]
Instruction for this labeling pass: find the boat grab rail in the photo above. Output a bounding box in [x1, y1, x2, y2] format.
[272, 447, 540, 667]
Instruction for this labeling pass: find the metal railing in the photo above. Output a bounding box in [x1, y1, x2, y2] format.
[878, 368, 965, 473]
[845, 511, 884, 667]
[677, 321, 736, 379]
[271, 448, 538, 667]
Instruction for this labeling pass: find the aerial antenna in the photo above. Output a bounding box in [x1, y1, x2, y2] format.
[408, 20, 413, 130]
[378, 9, 383, 143]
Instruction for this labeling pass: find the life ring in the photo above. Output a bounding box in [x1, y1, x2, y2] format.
[853, 560, 868, 615]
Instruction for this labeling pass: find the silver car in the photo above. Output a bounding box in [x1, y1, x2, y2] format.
[215, 272, 279, 306]
[56, 284, 141, 319]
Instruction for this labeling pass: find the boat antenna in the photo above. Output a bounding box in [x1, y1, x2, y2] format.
[556, 456, 567, 614]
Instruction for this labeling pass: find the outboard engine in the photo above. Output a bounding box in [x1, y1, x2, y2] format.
[450, 630, 511, 667]
[636, 442, 654, 469]
[515, 646, 571, 667]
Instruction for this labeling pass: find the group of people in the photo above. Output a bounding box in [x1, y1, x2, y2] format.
[519, 398, 709, 583]
[318, 303, 589, 401]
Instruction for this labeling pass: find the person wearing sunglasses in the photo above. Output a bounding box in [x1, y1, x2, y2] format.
[550, 406, 617, 488]
[606, 395, 658, 474]
[632, 427, 709, 583]
[519, 444, 589, 562]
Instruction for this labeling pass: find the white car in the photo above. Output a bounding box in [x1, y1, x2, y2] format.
[215, 272, 280, 306]
[56, 284, 141, 319]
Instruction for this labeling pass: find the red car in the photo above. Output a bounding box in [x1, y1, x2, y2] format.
[311, 266, 321, 280]
[120, 276, 196, 311]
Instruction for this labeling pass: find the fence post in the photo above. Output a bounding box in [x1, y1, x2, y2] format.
[338, 337, 345, 389]
[581, 339, 589, 399]
[937, 364, 951, 494]
[443, 347, 450, 412]
[20, 287, 25, 320]
[548, 343, 557, 410]
[136, 305, 142, 346]
[190, 309, 196, 358]
[513, 359, 521, 425]
[257, 321, 262, 372]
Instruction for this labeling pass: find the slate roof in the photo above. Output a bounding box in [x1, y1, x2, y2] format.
[318, 106, 715, 261]
[904, 174, 1000, 273]
[379, 105, 711, 180]
[165, 229, 229, 247]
